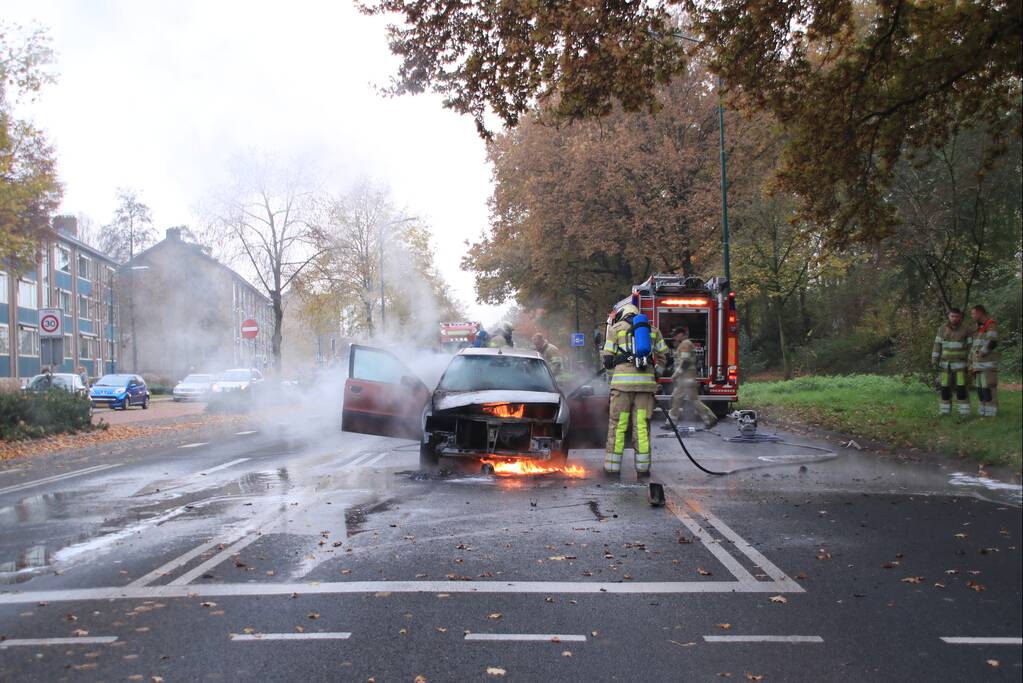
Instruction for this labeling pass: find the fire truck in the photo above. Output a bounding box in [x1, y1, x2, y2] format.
[438, 321, 480, 353]
[609, 274, 739, 417]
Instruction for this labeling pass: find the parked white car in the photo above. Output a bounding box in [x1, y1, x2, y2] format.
[172, 373, 214, 402]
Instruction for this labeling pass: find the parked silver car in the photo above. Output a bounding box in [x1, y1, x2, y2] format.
[173, 373, 214, 401]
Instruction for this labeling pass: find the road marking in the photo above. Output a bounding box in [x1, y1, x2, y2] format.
[235, 430, 258, 435]
[682, 496, 804, 592]
[465, 633, 587, 642]
[363, 452, 389, 467]
[940, 637, 1022, 645]
[0, 579, 804, 605]
[195, 458, 250, 476]
[179, 442, 209, 449]
[664, 498, 757, 584]
[169, 533, 262, 586]
[0, 464, 119, 496]
[0, 636, 118, 649]
[342, 452, 378, 470]
[703, 635, 823, 643]
[231, 632, 352, 641]
[128, 538, 223, 588]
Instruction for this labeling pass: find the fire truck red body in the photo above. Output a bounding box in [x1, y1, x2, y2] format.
[611, 274, 739, 416]
[438, 321, 480, 352]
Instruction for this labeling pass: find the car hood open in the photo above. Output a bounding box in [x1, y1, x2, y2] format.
[433, 390, 561, 412]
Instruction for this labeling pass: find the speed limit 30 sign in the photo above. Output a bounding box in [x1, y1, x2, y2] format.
[39, 308, 63, 338]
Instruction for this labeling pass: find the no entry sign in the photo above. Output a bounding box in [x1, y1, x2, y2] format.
[39, 308, 63, 338]
[241, 319, 259, 339]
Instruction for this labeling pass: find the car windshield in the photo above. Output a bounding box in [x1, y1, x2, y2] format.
[437, 355, 557, 393]
[95, 374, 133, 388]
[182, 374, 212, 383]
[30, 374, 73, 390]
[220, 370, 250, 382]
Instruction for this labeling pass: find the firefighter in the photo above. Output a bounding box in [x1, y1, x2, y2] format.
[488, 323, 514, 348]
[532, 333, 564, 376]
[931, 308, 975, 416]
[969, 304, 1000, 417]
[601, 303, 669, 476]
[669, 327, 717, 428]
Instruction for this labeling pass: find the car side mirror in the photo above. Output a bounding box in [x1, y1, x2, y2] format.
[575, 385, 594, 399]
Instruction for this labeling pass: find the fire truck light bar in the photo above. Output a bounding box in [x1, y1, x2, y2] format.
[659, 298, 709, 307]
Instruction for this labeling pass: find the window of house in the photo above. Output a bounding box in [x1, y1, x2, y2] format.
[18, 279, 37, 310]
[78, 294, 91, 321]
[18, 326, 39, 356]
[58, 289, 72, 314]
[0, 324, 9, 355]
[57, 246, 71, 273]
[107, 340, 115, 362]
[64, 333, 73, 361]
[79, 334, 95, 359]
[77, 254, 91, 281]
[0, 273, 7, 304]
[42, 249, 51, 307]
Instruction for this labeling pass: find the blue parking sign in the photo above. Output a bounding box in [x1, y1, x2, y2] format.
[571, 332, 586, 347]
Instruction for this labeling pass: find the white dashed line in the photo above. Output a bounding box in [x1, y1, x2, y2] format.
[940, 637, 1022, 645]
[235, 430, 258, 436]
[127, 538, 223, 588]
[0, 636, 118, 649]
[703, 635, 824, 643]
[195, 458, 250, 476]
[465, 633, 587, 643]
[0, 464, 120, 496]
[342, 452, 377, 470]
[230, 632, 352, 641]
[179, 442, 209, 449]
[363, 452, 389, 467]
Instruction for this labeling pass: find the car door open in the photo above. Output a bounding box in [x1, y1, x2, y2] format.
[341, 344, 431, 440]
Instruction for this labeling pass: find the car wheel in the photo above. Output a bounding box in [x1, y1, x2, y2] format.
[710, 401, 731, 419]
[142, 396, 149, 409]
[120, 400, 130, 410]
[419, 441, 440, 471]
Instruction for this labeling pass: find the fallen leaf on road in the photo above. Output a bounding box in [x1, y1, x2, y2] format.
[716, 623, 732, 630]
[795, 572, 807, 581]
[243, 627, 255, 634]
[933, 583, 946, 589]
[561, 650, 572, 657]
[987, 659, 999, 668]
[414, 676, 427, 683]
[435, 627, 447, 633]
[209, 610, 225, 616]
[486, 667, 506, 677]
[746, 674, 764, 681]
[900, 577, 925, 584]
[967, 581, 986, 592]
[152, 677, 164, 682]
[487, 613, 502, 620]
[697, 568, 712, 576]
[399, 628, 408, 635]
[375, 592, 391, 597]
[128, 675, 143, 681]
[717, 674, 732, 678]
[548, 555, 577, 561]
[769, 596, 787, 604]
[71, 628, 90, 636]
[669, 640, 697, 647]
[954, 533, 967, 539]
[64, 613, 78, 621]
[308, 612, 320, 620]
[200, 602, 217, 608]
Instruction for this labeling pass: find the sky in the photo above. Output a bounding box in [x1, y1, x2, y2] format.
[6, 0, 504, 323]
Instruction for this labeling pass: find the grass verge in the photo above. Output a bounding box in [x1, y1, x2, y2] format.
[738, 374, 1022, 468]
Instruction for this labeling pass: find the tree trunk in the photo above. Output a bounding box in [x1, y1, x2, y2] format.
[774, 299, 791, 380]
[271, 292, 284, 372]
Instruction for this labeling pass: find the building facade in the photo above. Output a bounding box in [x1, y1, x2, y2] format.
[125, 228, 272, 381]
[0, 216, 119, 380]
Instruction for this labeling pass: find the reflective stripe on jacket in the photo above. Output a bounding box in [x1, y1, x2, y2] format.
[601, 320, 668, 392]
[970, 318, 1000, 370]
[931, 322, 974, 370]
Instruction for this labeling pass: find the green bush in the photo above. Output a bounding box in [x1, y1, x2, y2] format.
[793, 331, 893, 375]
[0, 390, 97, 441]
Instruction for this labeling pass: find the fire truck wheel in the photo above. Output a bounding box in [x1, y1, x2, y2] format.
[711, 402, 731, 419]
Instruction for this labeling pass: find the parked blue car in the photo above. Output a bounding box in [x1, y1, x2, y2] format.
[90, 374, 150, 410]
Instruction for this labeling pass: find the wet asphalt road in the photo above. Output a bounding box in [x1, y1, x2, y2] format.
[0, 411, 1020, 682]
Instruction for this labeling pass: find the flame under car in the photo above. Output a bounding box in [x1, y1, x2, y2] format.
[340, 346, 608, 470]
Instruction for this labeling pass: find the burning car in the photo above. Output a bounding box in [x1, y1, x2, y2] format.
[340, 345, 609, 470]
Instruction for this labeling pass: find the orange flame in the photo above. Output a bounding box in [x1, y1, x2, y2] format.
[481, 458, 587, 478]
[482, 403, 525, 419]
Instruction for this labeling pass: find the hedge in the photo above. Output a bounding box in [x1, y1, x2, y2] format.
[0, 390, 98, 441]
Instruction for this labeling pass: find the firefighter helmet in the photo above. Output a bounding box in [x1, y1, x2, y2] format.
[616, 303, 640, 323]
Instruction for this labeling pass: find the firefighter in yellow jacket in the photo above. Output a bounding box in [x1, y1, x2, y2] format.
[969, 304, 1000, 417]
[601, 304, 669, 476]
[669, 327, 718, 428]
[931, 308, 975, 416]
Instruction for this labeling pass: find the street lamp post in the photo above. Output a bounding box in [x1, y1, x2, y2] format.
[672, 31, 731, 285]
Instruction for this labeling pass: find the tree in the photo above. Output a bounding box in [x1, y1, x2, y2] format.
[204, 155, 325, 371]
[0, 23, 61, 270]
[465, 62, 733, 331]
[366, 0, 1021, 241]
[100, 188, 156, 262]
[309, 179, 460, 340]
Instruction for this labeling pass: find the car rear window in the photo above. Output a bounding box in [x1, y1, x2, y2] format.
[96, 374, 132, 387]
[437, 355, 557, 393]
[182, 374, 212, 383]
